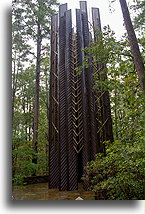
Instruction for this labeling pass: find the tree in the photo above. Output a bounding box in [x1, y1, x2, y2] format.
[12, 0, 59, 182]
[119, 0, 144, 90]
[13, 0, 58, 168]
[83, 25, 143, 140]
[130, 0, 144, 35]
[83, 139, 143, 200]
[82, 26, 143, 199]
[12, 2, 33, 177]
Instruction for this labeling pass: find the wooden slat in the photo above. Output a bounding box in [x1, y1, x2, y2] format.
[49, 13, 59, 189]
[58, 4, 68, 191]
[92, 7, 114, 151]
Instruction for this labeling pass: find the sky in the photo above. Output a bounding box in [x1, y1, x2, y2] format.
[59, 0, 134, 39]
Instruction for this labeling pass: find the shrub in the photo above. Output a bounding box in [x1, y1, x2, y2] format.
[82, 140, 143, 200]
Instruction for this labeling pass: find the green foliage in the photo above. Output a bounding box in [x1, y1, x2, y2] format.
[83, 25, 143, 141]
[12, 62, 50, 182]
[129, 0, 144, 31]
[82, 139, 143, 200]
[12, 174, 26, 186]
[12, 0, 58, 184]
[82, 23, 143, 200]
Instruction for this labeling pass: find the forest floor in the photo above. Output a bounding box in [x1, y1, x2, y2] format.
[12, 183, 95, 200]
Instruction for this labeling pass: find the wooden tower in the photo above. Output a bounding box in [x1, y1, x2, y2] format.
[49, 1, 113, 191]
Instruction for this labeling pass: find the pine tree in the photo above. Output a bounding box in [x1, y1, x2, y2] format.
[12, 0, 59, 180]
[119, 0, 144, 90]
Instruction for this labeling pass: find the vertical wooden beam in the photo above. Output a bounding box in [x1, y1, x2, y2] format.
[49, 14, 59, 189]
[76, 7, 90, 190]
[92, 8, 101, 36]
[80, 1, 90, 46]
[92, 8, 103, 153]
[58, 4, 69, 191]
[80, 1, 97, 161]
[92, 8, 114, 147]
[59, 3, 67, 18]
[65, 10, 78, 190]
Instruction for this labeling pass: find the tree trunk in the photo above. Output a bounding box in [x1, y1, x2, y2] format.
[32, 23, 42, 167]
[12, 52, 19, 126]
[44, 68, 49, 129]
[44, 67, 49, 172]
[114, 86, 118, 139]
[119, 0, 144, 90]
[12, 52, 19, 178]
[29, 104, 32, 142]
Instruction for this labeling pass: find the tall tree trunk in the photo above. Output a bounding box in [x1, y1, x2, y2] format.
[12, 52, 19, 178]
[119, 0, 144, 90]
[114, 85, 118, 139]
[44, 68, 49, 129]
[32, 23, 42, 168]
[44, 68, 49, 173]
[29, 104, 32, 142]
[22, 85, 28, 142]
[12, 52, 19, 126]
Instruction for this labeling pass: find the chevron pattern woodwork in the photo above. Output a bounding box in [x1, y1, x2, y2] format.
[49, 1, 113, 191]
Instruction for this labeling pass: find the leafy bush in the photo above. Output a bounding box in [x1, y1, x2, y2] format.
[82, 140, 143, 200]
[12, 174, 26, 185]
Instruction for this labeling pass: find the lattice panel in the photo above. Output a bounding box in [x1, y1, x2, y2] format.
[71, 36, 84, 154]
